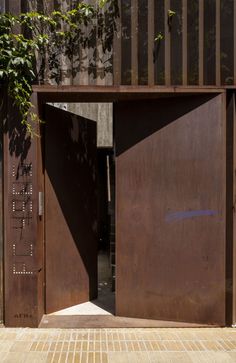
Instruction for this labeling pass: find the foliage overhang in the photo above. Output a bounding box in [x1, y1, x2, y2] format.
[0, 0, 118, 135]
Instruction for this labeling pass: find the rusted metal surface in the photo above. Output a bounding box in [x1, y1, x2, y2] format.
[230, 91, 236, 326]
[226, 91, 234, 326]
[45, 105, 97, 314]
[35, 94, 45, 326]
[34, 85, 225, 93]
[234, 3, 236, 85]
[115, 94, 226, 325]
[0, 88, 5, 324]
[4, 94, 42, 327]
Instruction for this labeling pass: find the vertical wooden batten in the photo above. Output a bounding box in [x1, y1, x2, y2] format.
[234, 1, 236, 85]
[5, 0, 20, 13]
[113, 0, 122, 86]
[164, 0, 171, 86]
[96, 0, 106, 86]
[131, 0, 138, 85]
[215, 0, 221, 86]
[0, 0, 5, 12]
[148, 0, 154, 85]
[182, 0, 187, 85]
[199, 0, 204, 85]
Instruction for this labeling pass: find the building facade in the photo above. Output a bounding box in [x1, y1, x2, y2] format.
[0, 0, 236, 327]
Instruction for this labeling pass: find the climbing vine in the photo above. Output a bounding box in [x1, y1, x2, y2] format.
[0, 1, 118, 134]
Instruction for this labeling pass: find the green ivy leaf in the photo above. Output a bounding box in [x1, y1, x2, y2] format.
[11, 57, 25, 65]
[168, 9, 176, 18]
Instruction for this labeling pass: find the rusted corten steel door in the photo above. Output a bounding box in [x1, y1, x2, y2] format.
[4, 95, 43, 327]
[45, 105, 97, 314]
[115, 94, 226, 325]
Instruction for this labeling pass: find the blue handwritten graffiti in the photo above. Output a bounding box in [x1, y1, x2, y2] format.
[166, 210, 218, 222]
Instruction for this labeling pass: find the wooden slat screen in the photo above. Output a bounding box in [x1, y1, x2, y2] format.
[3, 1, 236, 86]
[221, 0, 234, 85]
[119, 0, 235, 86]
[148, 0, 154, 85]
[154, 0, 165, 84]
[187, 0, 199, 85]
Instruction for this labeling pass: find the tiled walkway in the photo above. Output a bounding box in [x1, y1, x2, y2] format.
[0, 327, 236, 362]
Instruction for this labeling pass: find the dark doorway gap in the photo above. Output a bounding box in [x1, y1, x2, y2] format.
[44, 104, 115, 317]
[96, 148, 115, 315]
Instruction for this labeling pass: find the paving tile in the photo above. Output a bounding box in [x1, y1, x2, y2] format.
[188, 351, 235, 363]
[144, 341, 153, 350]
[162, 340, 185, 351]
[108, 352, 150, 363]
[107, 341, 114, 351]
[3, 352, 26, 363]
[200, 340, 222, 351]
[101, 352, 108, 363]
[126, 341, 135, 351]
[22, 352, 48, 363]
[0, 353, 9, 361]
[113, 341, 121, 351]
[228, 351, 236, 360]
[51, 352, 61, 363]
[149, 351, 192, 363]
[2, 327, 236, 362]
[81, 341, 88, 351]
[119, 341, 128, 351]
[46, 352, 54, 363]
[87, 351, 95, 363]
[0, 333, 18, 341]
[217, 340, 234, 351]
[138, 341, 147, 350]
[181, 341, 201, 351]
[73, 352, 81, 363]
[132, 341, 141, 351]
[9, 341, 31, 352]
[80, 351, 88, 363]
[55, 342, 63, 351]
[0, 340, 14, 352]
[66, 352, 74, 363]
[150, 341, 165, 351]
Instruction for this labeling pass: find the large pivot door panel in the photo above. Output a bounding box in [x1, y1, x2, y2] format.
[45, 105, 97, 314]
[115, 94, 226, 325]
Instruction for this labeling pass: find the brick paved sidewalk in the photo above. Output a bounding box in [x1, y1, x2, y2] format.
[0, 327, 236, 362]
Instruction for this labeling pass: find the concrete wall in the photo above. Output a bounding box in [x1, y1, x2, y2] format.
[50, 103, 113, 148]
[0, 89, 5, 324]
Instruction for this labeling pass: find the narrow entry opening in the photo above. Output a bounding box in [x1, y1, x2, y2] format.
[43, 102, 115, 320]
